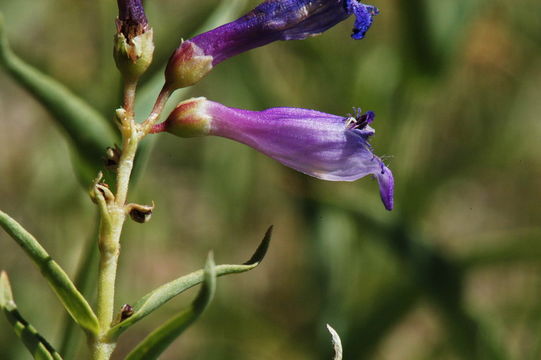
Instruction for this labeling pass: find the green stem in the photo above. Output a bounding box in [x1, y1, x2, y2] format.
[93, 143, 137, 358]
[139, 86, 171, 136]
[122, 81, 137, 118]
[89, 82, 171, 359]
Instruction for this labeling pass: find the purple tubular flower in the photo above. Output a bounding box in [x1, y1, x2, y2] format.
[152, 98, 394, 210]
[191, 0, 379, 64]
[165, 0, 379, 89]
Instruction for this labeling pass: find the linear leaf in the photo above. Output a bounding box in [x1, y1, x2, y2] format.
[106, 226, 272, 339]
[58, 218, 100, 359]
[0, 211, 99, 335]
[0, 15, 117, 178]
[125, 253, 217, 360]
[0, 272, 63, 360]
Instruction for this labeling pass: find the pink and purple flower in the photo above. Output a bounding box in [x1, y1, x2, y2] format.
[152, 98, 394, 210]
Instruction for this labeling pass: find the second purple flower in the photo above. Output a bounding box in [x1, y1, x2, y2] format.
[165, 0, 379, 89]
[152, 98, 394, 210]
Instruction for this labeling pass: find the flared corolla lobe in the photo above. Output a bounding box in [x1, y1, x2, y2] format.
[165, 0, 379, 89]
[348, 1, 379, 40]
[152, 98, 394, 210]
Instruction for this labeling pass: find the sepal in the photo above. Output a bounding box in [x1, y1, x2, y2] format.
[164, 41, 213, 90]
[114, 27, 154, 82]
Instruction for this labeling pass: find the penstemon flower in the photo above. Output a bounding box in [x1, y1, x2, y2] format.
[152, 97, 394, 210]
[165, 0, 379, 89]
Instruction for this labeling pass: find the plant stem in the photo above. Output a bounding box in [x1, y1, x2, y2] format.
[90, 82, 170, 359]
[92, 149, 136, 358]
[139, 85, 172, 136]
[91, 89, 140, 360]
[123, 80, 137, 117]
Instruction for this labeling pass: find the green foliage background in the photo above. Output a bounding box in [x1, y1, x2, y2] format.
[1, 0, 541, 359]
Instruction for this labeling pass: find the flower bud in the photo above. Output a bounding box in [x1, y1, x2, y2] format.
[114, 0, 154, 81]
[164, 41, 213, 90]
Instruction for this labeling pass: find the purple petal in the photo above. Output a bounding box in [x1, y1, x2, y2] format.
[184, 0, 379, 65]
[116, 0, 148, 38]
[155, 98, 394, 210]
[347, 1, 379, 40]
[376, 165, 394, 211]
[117, 0, 147, 25]
[204, 100, 394, 209]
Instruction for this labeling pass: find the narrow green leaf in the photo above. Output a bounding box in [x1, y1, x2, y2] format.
[0, 15, 117, 178]
[0, 272, 63, 360]
[107, 226, 272, 339]
[0, 211, 99, 335]
[125, 253, 217, 360]
[58, 218, 100, 359]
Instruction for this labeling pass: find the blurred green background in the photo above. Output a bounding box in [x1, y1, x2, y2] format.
[1, 0, 541, 359]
